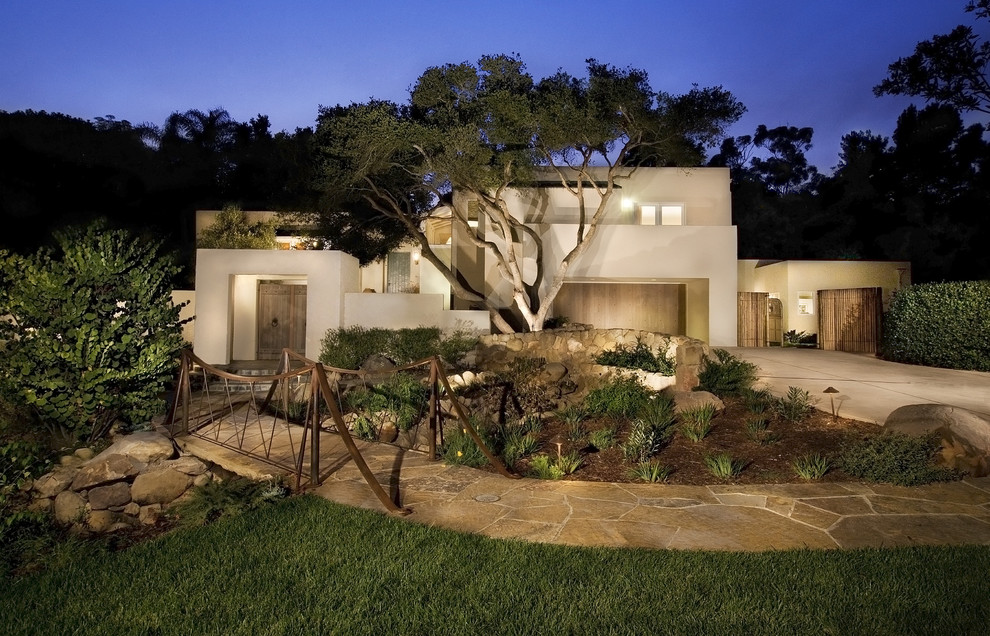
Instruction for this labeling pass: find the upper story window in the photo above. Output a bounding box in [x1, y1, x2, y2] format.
[637, 203, 684, 225]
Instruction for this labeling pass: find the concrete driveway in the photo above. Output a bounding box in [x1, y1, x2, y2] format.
[723, 347, 990, 426]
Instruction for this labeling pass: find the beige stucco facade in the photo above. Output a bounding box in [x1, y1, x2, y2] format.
[737, 259, 911, 336]
[452, 166, 738, 345]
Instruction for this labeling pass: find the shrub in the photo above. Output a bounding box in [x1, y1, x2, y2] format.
[501, 431, 539, 466]
[0, 219, 188, 443]
[704, 453, 745, 480]
[170, 476, 290, 527]
[696, 349, 759, 397]
[344, 372, 429, 431]
[528, 452, 582, 479]
[837, 431, 960, 486]
[197, 204, 278, 249]
[587, 426, 617, 451]
[680, 420, 713, 442]
[622, 420, 668, 463]
[320, 326, 478, 370]
[595, 336, 675, 375]
[744, 417, 780, 445]
[775, 386, 816, 422]
[583, 375, 653, 420]
[628, 460, 673, 483]
[442, 424, 490, 468]
[793, 453, 832, 480]
[880, 281, 990, 371]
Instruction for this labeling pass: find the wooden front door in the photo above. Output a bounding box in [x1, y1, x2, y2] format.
[257, 283, 307, 360]
[737, 291, 769, 347]
[817, 287, 881, 353]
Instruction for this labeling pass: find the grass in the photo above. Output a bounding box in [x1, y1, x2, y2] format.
[1, 496, 987, 634]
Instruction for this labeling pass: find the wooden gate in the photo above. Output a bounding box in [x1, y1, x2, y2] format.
[257, 283, 307, 359]
[768, 297, 783, 346]
[817, 287, 881, 353]
[737, 291, 768, 347]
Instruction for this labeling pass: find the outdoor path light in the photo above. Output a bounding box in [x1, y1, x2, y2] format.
[823, 387, 839, 418]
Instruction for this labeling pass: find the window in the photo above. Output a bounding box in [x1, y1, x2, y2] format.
[797, 292, 814, 315]
[638, 203, 683, 225]
[661, 204, 683, 225]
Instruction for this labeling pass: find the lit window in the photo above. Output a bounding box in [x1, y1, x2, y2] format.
[639, 204, 657, 225]
[661, 204, 683, 225]
[797, 292, 814, 315]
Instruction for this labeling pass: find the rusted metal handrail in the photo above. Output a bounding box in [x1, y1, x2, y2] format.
[165, 347, 518, 515]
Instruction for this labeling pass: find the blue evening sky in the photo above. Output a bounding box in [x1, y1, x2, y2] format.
[0, 0, 975, 173]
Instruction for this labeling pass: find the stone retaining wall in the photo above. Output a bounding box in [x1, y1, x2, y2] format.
[477, 326, 710, 393]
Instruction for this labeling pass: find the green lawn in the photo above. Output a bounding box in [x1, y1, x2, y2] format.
[2, 495, 987, 635]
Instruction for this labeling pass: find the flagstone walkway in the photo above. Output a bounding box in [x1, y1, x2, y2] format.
[177, 432, 990, 552]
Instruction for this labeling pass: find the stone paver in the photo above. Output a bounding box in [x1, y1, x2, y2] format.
[180, 428, 990, 552]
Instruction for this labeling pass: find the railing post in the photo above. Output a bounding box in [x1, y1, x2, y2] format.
[310, 366, 321, 485]
[428, 358, 438, 461]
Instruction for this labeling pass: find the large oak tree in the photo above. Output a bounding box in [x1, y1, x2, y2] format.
[307, 55, 744, 333]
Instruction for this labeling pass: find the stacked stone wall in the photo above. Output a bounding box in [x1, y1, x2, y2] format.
[477, 326, 710, 393]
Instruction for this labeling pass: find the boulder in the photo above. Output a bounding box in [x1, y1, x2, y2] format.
[538, 362, 568, 384]
[88, 482, 132, 510]
[669, 390, 725, 415]
[33, 466, 78, 498]
[139, 504, 163, 526]
[86, 510, 119, 533]
[94, 431, 176, 464]
[359, 354, 396, 375]
[884, 404, 990, 477]
[54, 490, 87, 524]
[70, 454, 145, 491]
[131, 468, 192, 505]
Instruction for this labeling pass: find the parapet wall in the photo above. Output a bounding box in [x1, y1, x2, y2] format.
[477, 326, 711, 392]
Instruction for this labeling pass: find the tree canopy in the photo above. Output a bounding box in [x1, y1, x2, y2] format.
[306, 54, 745, 332]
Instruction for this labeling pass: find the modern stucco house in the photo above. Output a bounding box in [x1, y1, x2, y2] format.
[181, 166, 910, 365]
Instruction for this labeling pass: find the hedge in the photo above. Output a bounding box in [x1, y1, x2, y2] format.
[879, 280, 990, 371]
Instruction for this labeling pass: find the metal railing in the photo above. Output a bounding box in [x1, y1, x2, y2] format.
[163, 348, 517, 514]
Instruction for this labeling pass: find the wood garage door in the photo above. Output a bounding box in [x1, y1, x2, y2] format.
[737, 291, 768, 347]
[553, 283, 685, 334]
[817, 287, 881, 353]
[257, 283, 307, 360]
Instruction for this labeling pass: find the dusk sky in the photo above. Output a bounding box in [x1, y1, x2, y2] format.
[0, 0, 978, 172]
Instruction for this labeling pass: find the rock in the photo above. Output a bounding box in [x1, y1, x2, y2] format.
[193, 473, 212, 488]
[378, 422, 399, 443]
[139, 504, 163, 525]
[884, 404, 990, 477]
[94, 431, 176, 464]
[86, 510, 118, 532]
[74, 447, 96, 461]
[359, 354, 396, 374]
[123, 502, 141, 516]
[670, 390, 725, 414]
[131, 468, 192, 505]
[87, 482, 132, 510]
[71, 454, 145, 491]
[54, 490, 88, 524]
[59, 455, 83, 468]
[538, 362, 568, 384]
[33, 466, 78, 498]
[161, 456, 209, 476]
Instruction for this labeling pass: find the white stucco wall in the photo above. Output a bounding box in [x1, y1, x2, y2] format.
[541, 224, 738, 346]
[343, 293, 488, 333]
[193, 249, 360, 365]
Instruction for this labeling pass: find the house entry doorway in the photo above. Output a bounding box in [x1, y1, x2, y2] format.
[257, 282, 307, 360]
[817, 287, 881, 353]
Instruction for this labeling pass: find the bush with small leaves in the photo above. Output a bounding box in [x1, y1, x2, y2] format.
[442, 425, 490, 468]
[696, 348, 759, 397]
[583, 375, 653, 420]
[587, 426, 617, 451]
[838, 431, 960, 486]
[0, 219, 188, 443]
